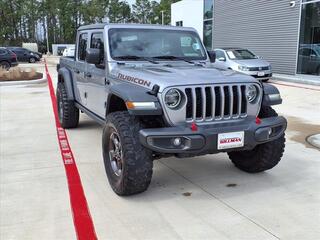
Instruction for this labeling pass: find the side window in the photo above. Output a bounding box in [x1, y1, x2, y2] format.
[215, 50, 226, 59]
[0, 49, 6, 55]
[300, 48, 311, 56]
[78, 33, 88, 61]
[90, 32, 104, 64]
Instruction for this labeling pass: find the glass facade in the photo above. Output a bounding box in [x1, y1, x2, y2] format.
[203, 0, 213, 50]
[297, 1, 320, 75]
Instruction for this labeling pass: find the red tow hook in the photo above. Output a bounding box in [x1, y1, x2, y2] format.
[255, 117, 262, 125]
[191, 122, 198, 132]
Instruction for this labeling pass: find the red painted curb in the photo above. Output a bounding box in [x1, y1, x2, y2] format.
[45, 62, 98, 240]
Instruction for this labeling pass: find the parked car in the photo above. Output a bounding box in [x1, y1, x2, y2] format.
[63, 47, 75, 57]
[297, 44, 320, 75]
[57, 23, 286, 196]
[0, 47, 18, 69]
[213, 48, 272, 81]
[7, 47, 41, 63]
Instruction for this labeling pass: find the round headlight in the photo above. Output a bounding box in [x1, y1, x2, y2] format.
[165, 88, 181, 109]
[246, 85, 258, 103]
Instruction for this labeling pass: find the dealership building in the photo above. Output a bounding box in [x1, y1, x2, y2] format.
[171, 0, 320, 79]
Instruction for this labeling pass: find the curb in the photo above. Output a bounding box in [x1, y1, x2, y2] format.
[306, 134, 320, 149]
[272, 75, 320, 86]
[0, 77, 47, 86]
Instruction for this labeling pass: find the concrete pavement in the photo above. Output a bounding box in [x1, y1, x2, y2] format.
[0, 63, 320, 239]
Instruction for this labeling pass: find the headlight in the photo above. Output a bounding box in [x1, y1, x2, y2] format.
[238, 65, 249, 71]
[246, 85, 258, 103]
[165, 88, 182, 109]
[30, 52, 34, 55]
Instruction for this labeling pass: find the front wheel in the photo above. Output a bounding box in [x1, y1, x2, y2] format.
[56, 82, 79, 128]
[102, 111, 153, 196]
[228, 106, 285, 173]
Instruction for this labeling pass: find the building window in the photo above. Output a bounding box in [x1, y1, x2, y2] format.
[297, 1, 320, 75]
[203, 0, 213, 50]
[203, 20, 213, 50]
[176, 21, 183, 26]
[204, 0, 213, 20]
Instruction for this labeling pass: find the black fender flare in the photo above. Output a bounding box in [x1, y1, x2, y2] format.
[58, 67, 74, 100]
[108, 83, 162, 115]
[262, 83, 282, 106]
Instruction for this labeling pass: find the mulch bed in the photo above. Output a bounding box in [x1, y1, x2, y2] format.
[0, 68, 43, 81]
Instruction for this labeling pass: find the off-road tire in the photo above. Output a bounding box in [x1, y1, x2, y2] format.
[228, 106, 285, 173]
[56, 82, 79, 128]
[0, 61, 10, 70]
[102, 111, 153, 196]
[29, 57, 36, 63]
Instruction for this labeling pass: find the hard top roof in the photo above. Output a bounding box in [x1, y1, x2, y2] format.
[77, 23, 196, 31]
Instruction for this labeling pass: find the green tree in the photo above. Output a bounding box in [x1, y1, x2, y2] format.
[132, 0, 159, 24]
[107, 0, 131, 23]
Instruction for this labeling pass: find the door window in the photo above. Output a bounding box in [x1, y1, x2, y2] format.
[215, 50, 226, 60]
[78, 33, 88, 61]
[90, 32, 104, 64]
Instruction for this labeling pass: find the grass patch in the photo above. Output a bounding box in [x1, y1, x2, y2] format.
[0, 67, 43, 81]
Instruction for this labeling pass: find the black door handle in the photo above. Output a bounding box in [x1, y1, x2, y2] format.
[105, 78, 110, 85]
[75, 70, 80, 74]
[85, 73, 92, 78]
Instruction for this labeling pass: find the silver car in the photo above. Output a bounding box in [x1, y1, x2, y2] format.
[213, 48, 272, 81]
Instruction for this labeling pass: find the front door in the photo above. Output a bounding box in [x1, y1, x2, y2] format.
[75, 32, 88, 106]
[86, 32, 107, 118]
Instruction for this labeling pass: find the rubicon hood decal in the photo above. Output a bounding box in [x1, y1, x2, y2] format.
[118, 73, 151, 87]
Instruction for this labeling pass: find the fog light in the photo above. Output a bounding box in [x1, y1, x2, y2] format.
[173, 137, 182, 146]
[268, 128, 272, 136]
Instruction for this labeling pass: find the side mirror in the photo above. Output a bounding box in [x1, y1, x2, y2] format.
[86, 48, 101, 65]
[207, 50, 216, 63]
[217, 57, 226, 61]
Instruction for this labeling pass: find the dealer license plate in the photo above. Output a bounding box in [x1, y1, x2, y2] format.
[217, 131, 244, 150]
[257, 71, 265, 77]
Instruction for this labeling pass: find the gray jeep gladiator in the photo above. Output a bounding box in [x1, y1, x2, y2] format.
[57, 23, 286, 196]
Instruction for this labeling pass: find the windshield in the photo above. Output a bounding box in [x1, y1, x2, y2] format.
[109, 28, 207, 61]
[226, 49, 257, 60]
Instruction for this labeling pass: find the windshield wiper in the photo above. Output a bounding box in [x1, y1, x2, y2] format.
[114, 55, 158, 64]
[153, 55, 194, 64]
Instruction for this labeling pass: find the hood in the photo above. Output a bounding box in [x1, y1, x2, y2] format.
[111, 63, 258, 92]
[232, 58, 270, 67]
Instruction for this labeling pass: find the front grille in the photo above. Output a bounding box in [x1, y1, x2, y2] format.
[185, 85, 248, 122]
[249, 66, 270, 71]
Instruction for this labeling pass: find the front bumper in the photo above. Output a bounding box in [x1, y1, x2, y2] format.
[238, 70, 272, 80]
[139, 116, 286, 154]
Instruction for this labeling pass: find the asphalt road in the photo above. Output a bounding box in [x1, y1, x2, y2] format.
[1, 63, 320, 240]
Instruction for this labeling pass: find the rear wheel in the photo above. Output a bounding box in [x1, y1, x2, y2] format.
[102, 111, 153, 195]
[228, 106, 285, 173]
[56, 82, 79, 128]
[0, 61, 10, 70]
[29, 57, 36, 63]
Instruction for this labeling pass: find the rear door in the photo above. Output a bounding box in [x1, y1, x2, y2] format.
[86, 31, 107, 118]
[74, 32, 89, 106]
